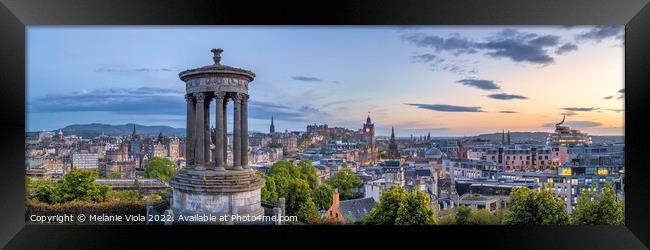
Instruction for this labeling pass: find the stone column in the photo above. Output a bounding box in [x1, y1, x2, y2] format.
[214, 92, 225, 171]
[185, 94, 195, 165]
[204, 95, 211, 165]
[222, 96, 228, 167]
[241, 94, 249, 169]
[194, 92, 206, 166]
[232, 93, 242, 170]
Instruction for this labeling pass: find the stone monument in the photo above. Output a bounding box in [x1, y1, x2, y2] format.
[169, 48, 265, 224]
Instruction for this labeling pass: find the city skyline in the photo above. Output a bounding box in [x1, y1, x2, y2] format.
[27, 26, 624, 136]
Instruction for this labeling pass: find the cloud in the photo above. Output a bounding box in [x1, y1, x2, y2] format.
[616, 88, 625, 99]
[291, 76, 322, 82]
[555, 43, 578, 55]
[603, 96, 614, 100]
[499, 111, 517, 114]
[562, 107, 599, 112]
[400, 33, 478, 55]
[576, 26, 624, 42]
[456, 79, 500, 90]
[29, 87, 323, 123]
[321, 98, 370, 108]
[561, 111, 578, 116]
[29, 87, 186, 115]
[411, 53, 444, 63]
[402, 29, 573, 66]
[411, 53, 478, 75]
[406, 103, 484, 112]
[487, 93, 528, 100]
[542, 120, 603, 128]
[606, 109, 624, 112]
[96, 67, 175, 72]
[248, 101, 327, 122]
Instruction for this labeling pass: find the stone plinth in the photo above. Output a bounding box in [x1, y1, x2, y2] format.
[169, 168, 265, 225]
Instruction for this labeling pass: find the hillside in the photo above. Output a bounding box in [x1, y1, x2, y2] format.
[55, 123, 185, 138]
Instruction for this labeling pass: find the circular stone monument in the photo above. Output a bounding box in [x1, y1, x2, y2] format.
[169, 48, 265, 224]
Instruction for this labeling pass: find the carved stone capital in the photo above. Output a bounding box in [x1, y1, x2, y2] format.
[233, 92, 246, 104]
[194, 92, 208, 102]
[213, 91, 226, 101]
[240, 93, 249, 104]
[184, 93, 195, 102]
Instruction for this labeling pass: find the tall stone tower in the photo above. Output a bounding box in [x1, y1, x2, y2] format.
[388, 127, 399, 159]
[169, 48, 265, 224]
[270, 116, 275, 134]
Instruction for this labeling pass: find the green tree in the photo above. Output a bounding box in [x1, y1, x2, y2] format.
[267, 161, 302, 199]
[327, 168, 362, 200]
[285, 178, 317, 222]
[313, 184, 333, 210]
[573, 183, 624, 225]
[364, 186, 408, 225]
[29, 179, 57, 204]
[395, 189, 437, 225]
[257, 171, 279, 204]
[52, 168, 110, 203]
[469, 208, 502, 225]
[504, 187, 570, 225]
[298, 160, 319, 190]
[108, 190, 142, 201]
[144, 157, 177, 181]
[106, 172, 122, 179]
[455, 205, 472, 225]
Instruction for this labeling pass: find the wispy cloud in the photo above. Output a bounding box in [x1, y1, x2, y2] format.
[411, 53, 478, 75]
[402, 28, 574, 66]
[456, 79, 500, 90]
[487, 93, 528, 100]
[576, 26, 624, 42]
[562, 107, 599, 112]
[406, 103, 484, 112]
[603, 96, 614, 100]
[555, 42, 578, 55]
[561, 110, 578, 116]
[29, 87, 185, 115]
[96, 67, 175, 72]
[291, 76, 322, 82]
[499, 110, 517, 114]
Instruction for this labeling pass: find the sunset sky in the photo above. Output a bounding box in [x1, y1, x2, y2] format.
[27, 26, 624, 136]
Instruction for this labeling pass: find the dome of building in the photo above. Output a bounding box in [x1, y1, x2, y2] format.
[425, 147, 443, 159]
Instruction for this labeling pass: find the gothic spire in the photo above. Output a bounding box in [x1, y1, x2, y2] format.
[270, 116, 275, 133]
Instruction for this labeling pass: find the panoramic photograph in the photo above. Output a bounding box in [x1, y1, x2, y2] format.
[25, 26, 624, 225]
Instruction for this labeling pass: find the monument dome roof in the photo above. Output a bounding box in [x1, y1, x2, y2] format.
[179, 48, 255, 81]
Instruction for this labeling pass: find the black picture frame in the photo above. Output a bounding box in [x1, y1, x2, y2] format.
[1, 0, 649, 249]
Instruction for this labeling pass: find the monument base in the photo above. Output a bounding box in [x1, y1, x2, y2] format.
[169, 167, 265, 225]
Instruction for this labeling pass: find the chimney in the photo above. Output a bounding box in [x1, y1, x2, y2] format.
[332, 188, 340, 206]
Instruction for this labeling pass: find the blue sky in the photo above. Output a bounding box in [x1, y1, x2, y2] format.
[27, 26, 624, 136]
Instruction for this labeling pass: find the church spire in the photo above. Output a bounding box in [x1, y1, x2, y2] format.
[132, 124, 136, 136]
[366, 112, 371, 124]
[391, 126, 395, 141]
[270, 116, 275, 133]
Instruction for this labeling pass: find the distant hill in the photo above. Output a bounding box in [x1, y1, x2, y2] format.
[463, 132, 624, 144]
[55, 123, 185, 138]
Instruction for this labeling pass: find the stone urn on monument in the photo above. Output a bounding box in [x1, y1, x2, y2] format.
[169, 48, 265, 224]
